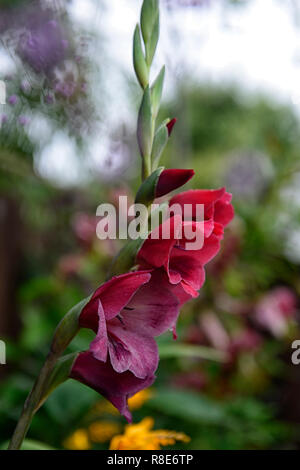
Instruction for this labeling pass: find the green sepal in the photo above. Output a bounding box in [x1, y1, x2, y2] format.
[151, 66, 165, 119]
[146, 13, 159, 66]
[135, 167, 164, 205]
[108, 238, 147, 277]
[133, 24, 149, 89]
[50, 297, 91, 355]
[36, 353, 79, 412]
[137, 85, 153, 159]
[151, 119, 170, 170]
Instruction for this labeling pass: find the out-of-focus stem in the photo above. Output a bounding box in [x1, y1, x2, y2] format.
[8, 351, 60, 450]
[8, 298, 86, 450]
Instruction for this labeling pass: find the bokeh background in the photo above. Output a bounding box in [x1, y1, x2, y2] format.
[1, 0, 300, 450]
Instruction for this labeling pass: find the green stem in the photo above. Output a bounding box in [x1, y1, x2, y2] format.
[8, 351, 60, 450]
[142, 153, 152, 180]
[142, 109, 156, 181]
[8, 298, 87, 450]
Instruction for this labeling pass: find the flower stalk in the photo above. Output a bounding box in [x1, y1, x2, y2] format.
[8, 298, 88, 450]
[8, 351, 60, 450]
[134, 0, 166, 180]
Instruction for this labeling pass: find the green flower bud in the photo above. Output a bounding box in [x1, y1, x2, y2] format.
[151, 65, 165, 119]
[141, 0, 159, 66]
[133, 24, 149, 89]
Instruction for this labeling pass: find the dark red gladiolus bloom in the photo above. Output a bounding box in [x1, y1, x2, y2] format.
[155, 169, 195, 198]
[137, 215, 220, 298]
[70, 352, 155, 422]
[166, 118, 177, 136]
[70, 271, 180, 421]
[169, 187, 234, 235]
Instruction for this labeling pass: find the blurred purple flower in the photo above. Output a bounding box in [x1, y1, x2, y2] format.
[54, 80, 77, 99]
[18, 115, 30, 126]
[44, 94, 54, 105]
[0, 1, 94, 135]
[8, 95, 18, 106]
[53, 60, 79, 98]
[1, 114, 8, 125]
[19, 18, 68, 74]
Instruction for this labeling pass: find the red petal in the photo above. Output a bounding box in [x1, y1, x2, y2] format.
[107, 321, 159, 379]
[70, 351, 155, 422]
[214, 192, 234, 227]
[155, 169, 195, 198]
[166, 118, 177, 136]
[89, 300, 108, 362]
[170, 188, 226, 220]
[137, 215, 182, 270]
[123, 269, 180, 337]
[79, 271, 151, 330]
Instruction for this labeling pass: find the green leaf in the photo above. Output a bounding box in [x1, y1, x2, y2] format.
[151, 120, 169, 169]
[44, 380, 98, 425]
[151, 66, 165, 119]
[133, 24, 148, 89]
[137, 86, 153, 159]
[135, 167, 164, 205]
[158, 343, 228, 362]
[148, 389, 227, 425]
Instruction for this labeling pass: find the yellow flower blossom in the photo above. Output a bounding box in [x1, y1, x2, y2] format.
[93, 388, 153, 417]
[93, 401, 119, 416]
[128, 389, 153, 410]
[109, 417, 190, 450]
[89, 421, 121, 443]
[63, 429, 91, 450]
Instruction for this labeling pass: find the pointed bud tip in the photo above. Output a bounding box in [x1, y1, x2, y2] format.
[166, 118, 177, 136]
[155, 168, 195, 198]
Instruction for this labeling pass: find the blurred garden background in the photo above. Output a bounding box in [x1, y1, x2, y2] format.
[1, 0, 300, 450]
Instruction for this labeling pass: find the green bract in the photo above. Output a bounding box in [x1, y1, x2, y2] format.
[108, 238, 146, 277]
[135, 166, 164, 205]
[151, 66, 165, 119]
[133, 24, 148, 89]
[151, 120, 170, 170]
